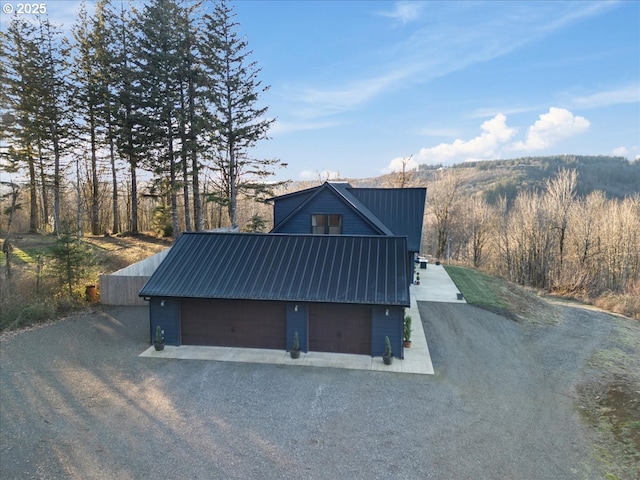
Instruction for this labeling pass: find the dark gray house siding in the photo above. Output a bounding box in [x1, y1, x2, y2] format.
[286, 303, 308, 353]
[272, 187, 383, 236]
[149, 297, 180, 346]
[371, 306, 404, 357]
[272, 189, 316, 226]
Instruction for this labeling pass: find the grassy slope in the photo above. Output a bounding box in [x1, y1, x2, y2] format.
[443, 265, 507, 309]
[443, 264, 556, 324]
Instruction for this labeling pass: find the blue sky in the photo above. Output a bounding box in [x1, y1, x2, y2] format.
[3, 0, 639, 182]
[232, 0, 639, 181]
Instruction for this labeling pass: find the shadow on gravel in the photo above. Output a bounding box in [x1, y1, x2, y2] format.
[2, 303, 637, 480]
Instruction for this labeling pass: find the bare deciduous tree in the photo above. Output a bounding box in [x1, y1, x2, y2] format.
[428, 169, 461, 261]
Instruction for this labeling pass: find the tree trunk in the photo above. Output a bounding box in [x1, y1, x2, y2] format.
[37, 143, 48, 231]
[27, 149, 38, 232]
[90, 106, 100, 235]
[109, 124, 119, 234]
[179, 84, 192, 231]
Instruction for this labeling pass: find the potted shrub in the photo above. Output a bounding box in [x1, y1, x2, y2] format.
[383, 336, 393, 365]
[290, 331, 301, 359]
[154, 325, 165, 351]
[404, 314, 412, 348]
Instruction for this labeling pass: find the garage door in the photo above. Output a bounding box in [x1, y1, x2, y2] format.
[309, 303, 371, 355]
[181, 299, 285, 349]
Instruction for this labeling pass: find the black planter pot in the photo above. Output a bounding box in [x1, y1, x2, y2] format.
[290, 349, 301, 359]
[383, 354, 393, 365]
[154, 342, 165, 351]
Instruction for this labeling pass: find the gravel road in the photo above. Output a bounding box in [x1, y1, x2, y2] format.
[0, 303, 618, 479]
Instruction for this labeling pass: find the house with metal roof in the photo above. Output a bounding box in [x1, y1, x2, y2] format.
[140, 232, 409, 357]
[139, 182, 426, 358]
[269, 181, 427, 283]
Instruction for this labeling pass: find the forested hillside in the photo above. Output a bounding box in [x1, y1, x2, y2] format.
[369, 157, 639, 320]
[359, 155, 640, 201]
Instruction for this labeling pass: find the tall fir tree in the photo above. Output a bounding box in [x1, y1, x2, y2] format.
[35, 18, 72, 235]
[1, 17, 51, 232]
[93, 0, 122, 235]
[113, 0, 143, 234]
[200, 0, 285, 228]
[135, 0, 189, 237]
[72, 1, 105, 235]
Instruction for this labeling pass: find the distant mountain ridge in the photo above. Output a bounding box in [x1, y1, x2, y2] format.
[356, 155, 640, 202]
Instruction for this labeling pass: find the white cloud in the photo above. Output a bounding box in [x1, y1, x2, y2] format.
[612, 146, 629, 157]
[299, 169, 341, 181]
[512, 107, 589, 151]
[573, 83, 640, 109]
[414, 114, 516, 165]
[612, 146, 639, 160]
[381, 156, 419, 174]
[376, 1, 423, 24]
[402, 108, 594, 167]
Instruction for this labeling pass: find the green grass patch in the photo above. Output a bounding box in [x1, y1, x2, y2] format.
[444, 265, 508, 309]
[10, 246, 42, 264]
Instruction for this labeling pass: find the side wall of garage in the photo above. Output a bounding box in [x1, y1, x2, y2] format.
[149, 297, 181, 346]
[286, 303, 308, 352]
[371, 306, 404, 359]
[149, 297, 404, 357]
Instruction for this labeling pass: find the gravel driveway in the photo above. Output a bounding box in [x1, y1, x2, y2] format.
[0, 303, 614, 479]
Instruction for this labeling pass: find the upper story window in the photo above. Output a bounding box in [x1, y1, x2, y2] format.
[312, 214, 342, 234]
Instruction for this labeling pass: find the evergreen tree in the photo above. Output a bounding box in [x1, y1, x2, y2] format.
[1, 17, 49, 232]
[135, 0, 188, 237]
[200, 0, 285, 228]
[50, 221, 92, 295]
[72, 2, 105, 235]
[113, 0, 143, 235]
[35, 18, 72, 236]
[93, 0, 122, 235]
[183, 5, 206, 231]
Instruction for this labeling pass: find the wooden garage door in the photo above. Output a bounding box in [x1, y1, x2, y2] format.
[181, 299, 285, 349]
[309, 303, 371, 355]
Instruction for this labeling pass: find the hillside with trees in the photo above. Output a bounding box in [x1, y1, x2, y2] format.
[361, 154, 640, 201]
[391, 156, 640, 320]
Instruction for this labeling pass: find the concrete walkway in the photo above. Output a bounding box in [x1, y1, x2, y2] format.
[140, 263, 463, 375]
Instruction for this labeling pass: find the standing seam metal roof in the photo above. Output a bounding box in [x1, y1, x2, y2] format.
[347, 187, 427, 251]
[139, 232, 410, 306]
